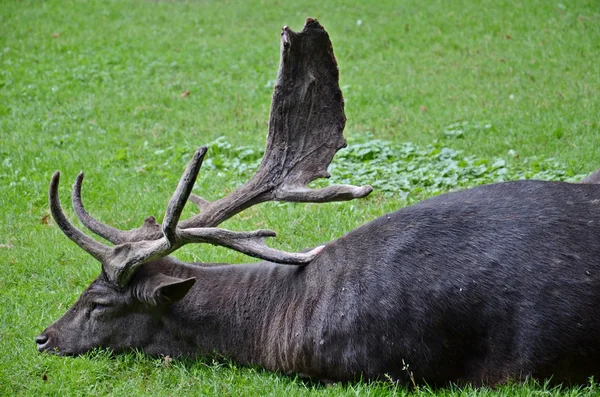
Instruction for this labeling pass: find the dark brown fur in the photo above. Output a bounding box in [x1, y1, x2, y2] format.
[38, 180, 600, 386]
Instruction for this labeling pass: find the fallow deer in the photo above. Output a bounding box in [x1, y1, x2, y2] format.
[37, 19, 600, 386]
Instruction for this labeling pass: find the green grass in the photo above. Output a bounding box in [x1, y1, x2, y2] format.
[1, 0, 599, 395]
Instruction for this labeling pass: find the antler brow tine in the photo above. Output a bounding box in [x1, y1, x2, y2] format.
[72, 172, 130, 244]
[49, 171, 111, 262]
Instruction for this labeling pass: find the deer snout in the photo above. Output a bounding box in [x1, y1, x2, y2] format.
[36, 330, 57, 353]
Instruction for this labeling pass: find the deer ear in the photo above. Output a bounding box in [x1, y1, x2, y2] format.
[153, 275, 196, 304]
[137, 273, 196, 306]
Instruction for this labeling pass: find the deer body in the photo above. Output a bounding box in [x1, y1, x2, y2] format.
[41, 180, 600, 385]
[173, 180, 600, 385]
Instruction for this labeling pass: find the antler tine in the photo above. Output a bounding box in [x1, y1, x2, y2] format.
[105, 148, 207, 287]
[178, 228, 323, 264]
[188, 193, 210, 211]
[163, 147, 207, 243]
[72, 172, 129, 244]
[73, 148, 208, 246]
[73, 172, 163, 244]
[49, 172, 112, 263]
[275, 185, 373, 203]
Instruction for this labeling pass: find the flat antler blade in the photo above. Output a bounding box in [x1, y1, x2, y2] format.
[178, 19, 371, 231]
[263, 18, 347, 186]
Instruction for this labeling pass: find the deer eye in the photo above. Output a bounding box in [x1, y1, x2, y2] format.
[89, 302, 113, 321]
[91, 302, 110, 314]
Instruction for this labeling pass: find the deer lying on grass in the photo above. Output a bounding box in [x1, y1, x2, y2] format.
[38, 19, 600, 387]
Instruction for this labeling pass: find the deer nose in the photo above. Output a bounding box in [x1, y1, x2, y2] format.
[36, 333, 50, 351]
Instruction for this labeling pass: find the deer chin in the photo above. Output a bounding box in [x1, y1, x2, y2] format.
[37, 346, 79, 357]
[36, 340, 120, 357]
[36, 327, 133, 358]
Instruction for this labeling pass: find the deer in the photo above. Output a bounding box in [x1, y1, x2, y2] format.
[37, 18, 600, 387]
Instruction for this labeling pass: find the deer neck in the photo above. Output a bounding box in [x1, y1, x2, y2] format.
[162, 261, 312, 371]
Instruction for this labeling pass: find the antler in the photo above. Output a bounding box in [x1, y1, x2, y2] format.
[71, 18, 371, 244]
[50, 18, 371, 288]
[50, 148, 324, 288]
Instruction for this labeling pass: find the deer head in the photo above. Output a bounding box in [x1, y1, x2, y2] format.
[36, 18, 372, 356]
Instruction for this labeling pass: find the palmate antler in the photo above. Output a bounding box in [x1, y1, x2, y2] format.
[49, 18, 372, 288]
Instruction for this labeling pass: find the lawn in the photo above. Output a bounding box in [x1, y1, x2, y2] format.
[1, 0, 599, 395]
